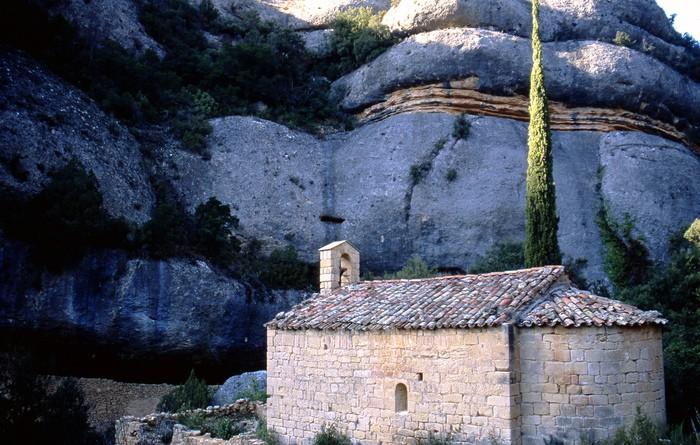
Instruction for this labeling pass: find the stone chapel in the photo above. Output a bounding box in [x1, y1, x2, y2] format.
[266, 241, 666, 445]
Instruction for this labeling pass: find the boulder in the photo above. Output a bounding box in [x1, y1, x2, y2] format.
[0, 51, 154, 224]
[212, 371, 267, 406]
[331, 28, 700, 127]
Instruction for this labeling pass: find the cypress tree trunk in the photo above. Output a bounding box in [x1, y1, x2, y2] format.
[524, 0, 561, 267]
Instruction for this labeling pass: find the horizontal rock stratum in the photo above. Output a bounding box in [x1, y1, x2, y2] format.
[331, 28, 700, 129]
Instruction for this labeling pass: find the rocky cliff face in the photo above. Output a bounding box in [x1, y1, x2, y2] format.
[0, 51, 154, 224]
[0, 233, 305, 380]
[162, 0, 700, 282]
[1, 0, 699, 375]
[42, 0, 163, 55]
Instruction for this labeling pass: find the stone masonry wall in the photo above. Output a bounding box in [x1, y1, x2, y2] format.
[266, 327, 518, 445]
[518, 326, 665, 445]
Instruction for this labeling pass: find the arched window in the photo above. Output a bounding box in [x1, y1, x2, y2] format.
[339, 253, 353, 286]
[395, 383, 408, 412]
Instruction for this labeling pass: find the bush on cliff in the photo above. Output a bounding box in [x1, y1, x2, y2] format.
[255, 246, 318, 291]
[326, 7, 396, 77]
[157, 369, 212, 413]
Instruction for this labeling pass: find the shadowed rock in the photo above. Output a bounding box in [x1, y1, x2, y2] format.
[0, 51, 154, 224]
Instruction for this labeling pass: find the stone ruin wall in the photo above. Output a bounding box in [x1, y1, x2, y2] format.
[266, 326, 518, 445]
[518, 325, 666, 445]
[267, 325, 665, 445]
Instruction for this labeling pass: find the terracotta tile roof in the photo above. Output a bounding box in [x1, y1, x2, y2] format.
[266, 266, 665, 331]
[518, 288, 666, 328]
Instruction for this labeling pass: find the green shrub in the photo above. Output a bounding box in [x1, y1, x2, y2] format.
[139, 196, 241, 265]
[410, 161, 432, 185]
[470, 242, 524, 274]
[256, 419, 278, 445]
[157, 370, 212, 413]
[139, 201, 192, 259]
[410, 137, 448, 186]
[384, 255, 439, 279]
[613, 31, 634, 47]
[207, 417, 241, 440]
[312, 425, 352, 445]
[445, 168, 458, 182]
[452, 114, 471, 140]
[327, 8, 395, 77]
[596, 207, 650, 291]
[176, 412, 242, 439]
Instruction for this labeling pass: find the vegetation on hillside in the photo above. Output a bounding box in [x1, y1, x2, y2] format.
[597, 217, 700, 425]
[523, 0, 561, 268]
[0, 352, 102, 445]
[324, 7, 396, 78]
[0, 0, 348, 155]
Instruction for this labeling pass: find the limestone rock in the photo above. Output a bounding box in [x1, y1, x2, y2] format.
[600, 132, 700, 263]
[42, 0, 163, 56]
[224, 0, 391, 30]
[330, 28, 700, 127]
[167, 116, 328, 261]
[383, 0, 680, 48]
[0, 51, 154, 224]
[212, 371, 267, 406]
[331, 112, 698, 280]
[182, 112, 699, 285]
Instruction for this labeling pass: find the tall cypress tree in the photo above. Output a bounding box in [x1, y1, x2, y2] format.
[524, 0, 561, 267]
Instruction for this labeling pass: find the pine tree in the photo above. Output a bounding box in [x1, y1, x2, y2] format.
[524, 0, 561, 267]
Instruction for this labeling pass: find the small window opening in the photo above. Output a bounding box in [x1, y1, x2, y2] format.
[395, 383, 408, 412]
[340, 253, 353, 286]
[417, 372, 423, 381]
